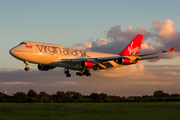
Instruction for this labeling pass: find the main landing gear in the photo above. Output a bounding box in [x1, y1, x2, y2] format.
[76, 69, 91, 76]
[64, 69, 91, 77]
[24, 61, 30, 71]
[64, 68, 71, 77]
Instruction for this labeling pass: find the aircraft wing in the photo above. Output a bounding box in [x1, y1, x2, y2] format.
[48, 46, 175, 70]
[95, 46, 175, 62]
[52, 46, 175, 63]
[133, 46, 175, 57]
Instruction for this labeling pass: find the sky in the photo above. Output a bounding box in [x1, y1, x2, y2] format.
[1, 0, 180, 96]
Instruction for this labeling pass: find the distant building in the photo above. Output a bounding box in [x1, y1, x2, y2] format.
[4, 84, 7, 95]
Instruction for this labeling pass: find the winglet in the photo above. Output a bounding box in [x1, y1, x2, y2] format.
[167, 46, 175, 52]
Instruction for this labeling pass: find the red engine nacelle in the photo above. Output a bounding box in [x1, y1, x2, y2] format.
[38, 64, 54, 71]
[81, 61, 94, 68]
[118, 57, 137, 65]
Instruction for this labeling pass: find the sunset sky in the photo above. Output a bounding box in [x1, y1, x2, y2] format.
[1, 0, 180, 96]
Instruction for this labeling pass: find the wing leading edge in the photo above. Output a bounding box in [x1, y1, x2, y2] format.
[134, 46, 175, 57]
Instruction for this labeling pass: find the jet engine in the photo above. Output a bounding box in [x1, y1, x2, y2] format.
[118, 57, 136, 65]
[81, 61, 94, 68]
[38, 64, 55, 71]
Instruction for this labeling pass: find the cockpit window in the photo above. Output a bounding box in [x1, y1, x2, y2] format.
[20, 42, 27, 45]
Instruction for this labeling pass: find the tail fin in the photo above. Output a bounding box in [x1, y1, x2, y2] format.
[119, 34, 143, 55]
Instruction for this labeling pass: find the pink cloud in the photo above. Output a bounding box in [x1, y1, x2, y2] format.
[93, 64, 157, 80]
[71, 43, 92, 50]
[130, 81, 176, 85]
[152, 19, 177, 41]
[1, 65, 180, 96]
[166, 71, 180, 75]
[141, 42, 155, 50]
[92, 38, 108, 47]
[107, 25, 151, 41]
[73, 19, 180, 61]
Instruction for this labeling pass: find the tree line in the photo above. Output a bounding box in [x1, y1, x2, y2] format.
[0, 90, 180, 103]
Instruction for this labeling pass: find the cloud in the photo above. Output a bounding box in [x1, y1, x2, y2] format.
[71, 19, 180, 61]
[166, 71, 180, 75]
[164, 77, 171, 80]
[98, 91, 101, 94]
[0, 68, 25, 72]
[71, 38, 108, 51]
[71, 43, 92, 50]
[141, 42, 155, 50]
[150, 19, 180, 54]
[56, 82, 76, 84]
[107, 25, 151, 41]
[93, 64, 157, 80]
[129, 81, 176, 85]
[152, 19, 177, 41]
[127, 25, 133, 30]
[1, 65, 180, 96]
[92, 38, 108, 47]
[0, 82, 33, 85]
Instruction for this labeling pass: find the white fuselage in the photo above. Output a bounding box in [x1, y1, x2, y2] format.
[10, 41, 128, 70]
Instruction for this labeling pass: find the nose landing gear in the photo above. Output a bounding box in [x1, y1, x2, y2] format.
[24, 61, 30, 71]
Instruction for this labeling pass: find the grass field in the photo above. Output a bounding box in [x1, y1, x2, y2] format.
[0, 102, 180, 120]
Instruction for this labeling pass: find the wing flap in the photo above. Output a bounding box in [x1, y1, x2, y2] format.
[96, 56, 120, 62]
[135, 56, 160, 61]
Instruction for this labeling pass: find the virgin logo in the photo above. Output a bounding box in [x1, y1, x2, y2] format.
[128, 42, 139, 55]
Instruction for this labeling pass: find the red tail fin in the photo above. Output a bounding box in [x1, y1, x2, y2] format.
[119, 34, 144, 55]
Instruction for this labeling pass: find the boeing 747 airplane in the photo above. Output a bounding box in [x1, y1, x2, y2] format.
[9, 34, 175, 77]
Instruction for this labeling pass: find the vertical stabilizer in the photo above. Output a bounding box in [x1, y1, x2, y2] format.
[119, 34, 143, 55]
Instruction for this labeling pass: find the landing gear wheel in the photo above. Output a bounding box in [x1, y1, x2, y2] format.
[64, 71, 69, 74]
[24, 67, 30, 71]
[24, 61, 29, 71]
[76, 70, 91, 76]
[76, 72, 83, 76]
[79, 73, 83, 76]
[66, 74, 71, 77]
[64, 68, 71, 77]
[86, 73, 91, 76]
[76, 72, 80, 76]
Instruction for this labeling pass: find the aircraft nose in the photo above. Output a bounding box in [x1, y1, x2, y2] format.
[9, 48, 15, 56]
